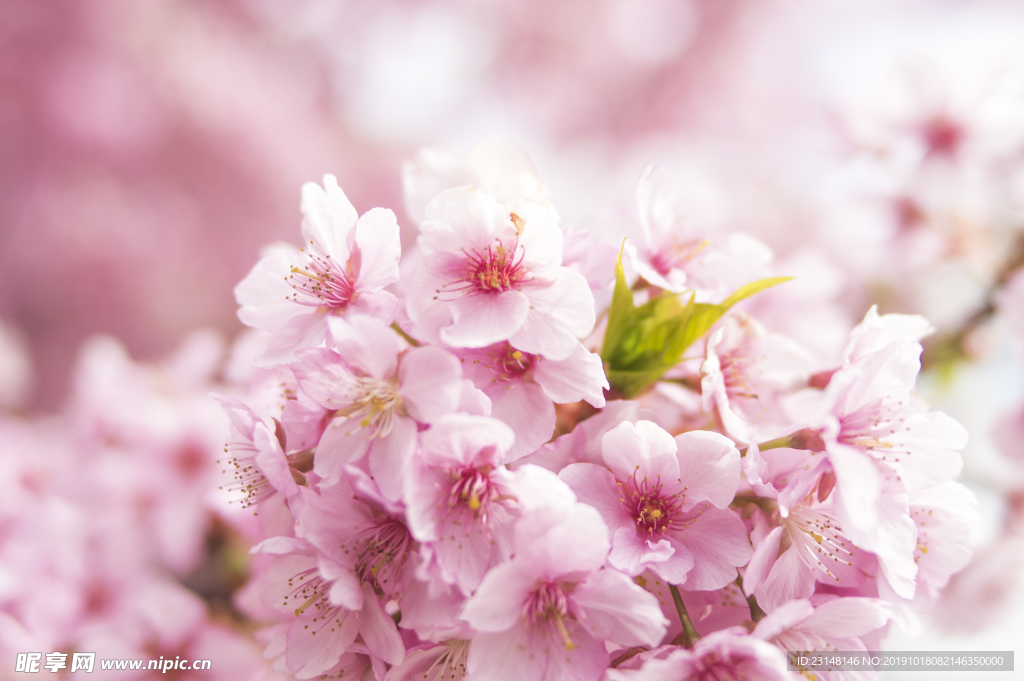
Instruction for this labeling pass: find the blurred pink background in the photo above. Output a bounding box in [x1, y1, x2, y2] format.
[1, 0, 801, 407]
[6, 0, 1024, 672]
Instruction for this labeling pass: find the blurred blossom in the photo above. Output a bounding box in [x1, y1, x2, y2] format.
[5, 0, 1024, 676]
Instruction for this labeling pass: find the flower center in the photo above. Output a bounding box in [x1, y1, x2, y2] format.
[218, 441, 271, 509]
[649, 236, 709, 276]
[287, 245, 357, 310]
[334, 377, 403, 439]
[783, 506, 855, 582]
[922, 115, 962, 158]
[437, 239, 529, 299]
[619, 470, 685, 535]
[719, 345, 759, 400]
[344, 517, 413, 598]
[523, 582, 575, 650]
[476, 342, 536, 385]
[836, 398, 912, 471]
[420, 640, 470, 681]
[448, 465, 499, 514]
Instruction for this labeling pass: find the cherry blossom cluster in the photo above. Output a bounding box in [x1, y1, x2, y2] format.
[223, 142, 976, 681]
[0, 333, 275, 679]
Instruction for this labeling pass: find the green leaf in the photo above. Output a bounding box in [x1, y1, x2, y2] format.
[719, 277, 794, 309]
[599, 258, 793, 398]
[601, 241, 635, 366]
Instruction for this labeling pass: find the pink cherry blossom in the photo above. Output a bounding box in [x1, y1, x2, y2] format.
[905, 481, 976, 603]
[785, 308, 968, 598]
[560, 420, 751, 590]
[402, 140, 546, 227]
[406, 187, 596, 360]
[211, 393, 306, 511]
[236, 175, 401, 365]
[290, 315, 463, 499]
[403, 413, 519, 594]
[605, 629, 789, 681]
[742, 476, 866, 612]
[701, 312, 813, 443]
[254, 536, 403, 676]
[523, 400, 651, 473]
[456, 341, 608, 461]
[752, 598, 890, 681]
[461, 480, 667, 681]
[625, 165, 773, 299]
[384, 640, 470, 681]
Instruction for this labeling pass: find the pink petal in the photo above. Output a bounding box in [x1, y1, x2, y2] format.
[801, 597, 890, 638]
[674, 430, 741, 509]
[420, 187, 508, 256]
[460, 560, 539, 632]
[399, 346, 462, 423]
[253, 423, 301, 502]
[368, 416, 418, 501]
[754, 545, 816, 612]
[442, 290, 531, 348]
[235, 246, 303, 333]
[211, 392, 261, 439]
[673, 507, 752, 591]
[513, 199, 564, 270]
[313, 420, 371, 483]
[515, 505, 610, 579]
[352, 207, 401, 292]
[300, 175, 356, 261]
[558, 463, 632, 533]
[572, 568, 669, 647]
[468, 622, 608, 681]
[512, 268, 596, 356]
[292, 347, 354, 407]
[357, 584, 405, 665]
[602, 420, 680, 483]
[327, 572, 364, 612]
[397, 577, 472, 642]
[325, 315, 399, 379]
[284, 610, 358, 679]
[261, 314, 328, 366]
[609, 527, 691, 581]
[886, 411, 966, 492]
[511, 464, 579, 512]
[347, 289, 400, 324]
[751, 599, 814, 641]
[533, 342, 608, 407]
[490, 382, 556, 462]
[418, 413, 514, 468]
[743, 526, 783, 596]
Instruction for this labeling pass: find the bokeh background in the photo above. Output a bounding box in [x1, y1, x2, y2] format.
[4, 0, 1024, 678]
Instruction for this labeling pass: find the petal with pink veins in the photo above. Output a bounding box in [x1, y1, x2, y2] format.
[351, 207, 401, 292]
[602, 420, 680, 483]
[674, 430, 741, 509]
[356, 584, 405, 666]
[533, 343, 608, 407]
[672, 507, 752, 591]
[368, 417, 418, 501]
[490, 382, 556, 462]
[572, 568, 668, 647]
[399, 346, 462, 423]
[442, 290, 531, 348]
[300, 175, 356, 261]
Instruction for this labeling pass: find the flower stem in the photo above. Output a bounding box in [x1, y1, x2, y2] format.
[390, 323, 420, 347]
[668, 584, 700, 649]
[735, 575, 766, 622]
[739, 435, 789, 457]
[738, 428, 825, 457]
